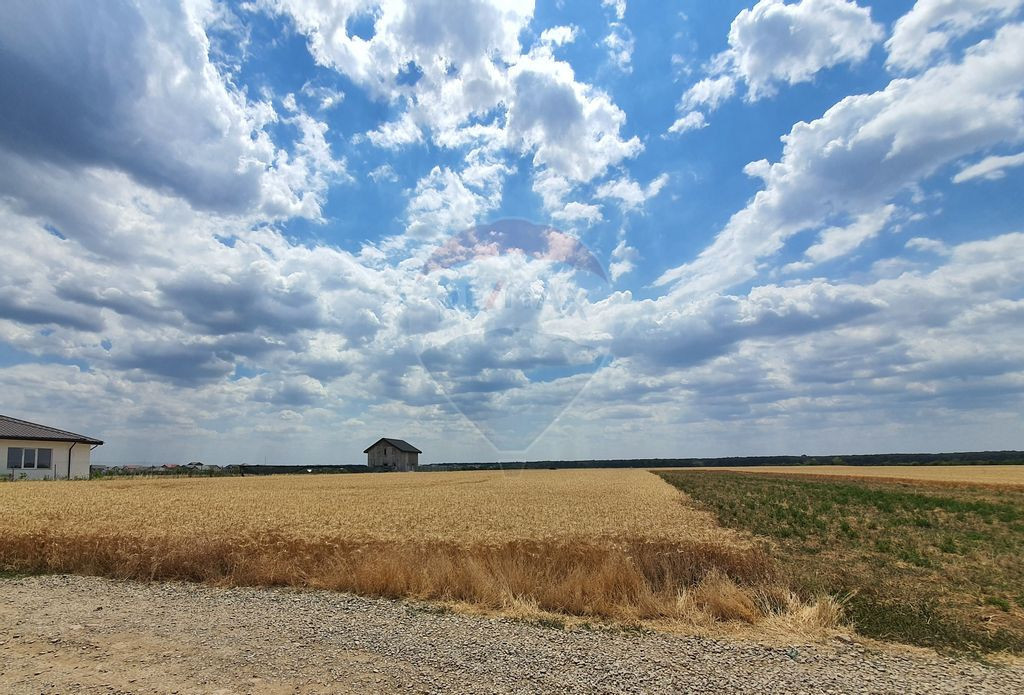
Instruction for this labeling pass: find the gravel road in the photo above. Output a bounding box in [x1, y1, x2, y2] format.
[2, 575, 1021, 694]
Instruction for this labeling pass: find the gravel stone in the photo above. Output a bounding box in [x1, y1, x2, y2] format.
[1, 574, 1022, 694]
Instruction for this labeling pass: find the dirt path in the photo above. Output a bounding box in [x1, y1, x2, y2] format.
[2, 575, 1022, 694]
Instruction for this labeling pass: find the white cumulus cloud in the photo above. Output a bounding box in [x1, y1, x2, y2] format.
[669, 0, 882, 133]
[658, 23, 1024, 293]
[953, 151, 1024, 182]
[668, 111, 708, 135]
[886, 0, 1024, 72]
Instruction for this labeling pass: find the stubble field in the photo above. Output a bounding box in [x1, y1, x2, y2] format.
[682, 464, 1024, 487]
[0, 469, 830, 631]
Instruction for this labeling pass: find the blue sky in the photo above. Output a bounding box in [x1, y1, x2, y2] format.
[1, 0, 1022, 465]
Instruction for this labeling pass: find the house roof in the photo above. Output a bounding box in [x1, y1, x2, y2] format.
[363, 437, 422, 454]
[0, 414, 103, 445]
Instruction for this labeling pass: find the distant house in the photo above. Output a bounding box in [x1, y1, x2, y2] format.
[364, 438, 421, 471]
[1, 414, 103, 480]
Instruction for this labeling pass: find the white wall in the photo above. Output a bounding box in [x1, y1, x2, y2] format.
[1, 440, 93, 480]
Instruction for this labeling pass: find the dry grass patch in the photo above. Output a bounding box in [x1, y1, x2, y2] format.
[0, 470, 828, 631]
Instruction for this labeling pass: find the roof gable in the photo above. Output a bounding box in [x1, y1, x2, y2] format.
[363, 437, 422, 454]
[0, 414, 104, 445]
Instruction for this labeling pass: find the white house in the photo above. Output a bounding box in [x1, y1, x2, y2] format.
[1, 414, 103, 480]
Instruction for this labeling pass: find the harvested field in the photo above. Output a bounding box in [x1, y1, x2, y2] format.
[0, 470, 824, 630]
[683, 465, 1024, 487]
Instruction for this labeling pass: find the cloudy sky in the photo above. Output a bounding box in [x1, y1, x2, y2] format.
[1, 0, 1022, 465]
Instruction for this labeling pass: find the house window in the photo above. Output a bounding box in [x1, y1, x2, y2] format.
[6, 447, 52, 469]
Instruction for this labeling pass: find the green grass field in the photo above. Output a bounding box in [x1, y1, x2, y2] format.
[659, 471, 1024, 654]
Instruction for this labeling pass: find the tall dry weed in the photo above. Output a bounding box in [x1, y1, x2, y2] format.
[0, 530, 800, 623]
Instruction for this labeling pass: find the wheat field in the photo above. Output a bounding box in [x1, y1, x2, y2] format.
[0, 469, 836, 629]
[685, 465, 1024, 487]
[0, 469, 741, 544]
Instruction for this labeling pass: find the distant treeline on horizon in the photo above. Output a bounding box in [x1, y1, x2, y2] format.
[422, 451, 1024, 472]
[107, 450, 1023, 476]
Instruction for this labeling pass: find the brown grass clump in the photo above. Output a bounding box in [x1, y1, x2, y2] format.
[0, 470, 831, 631]
[688, 570, 762, 623]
